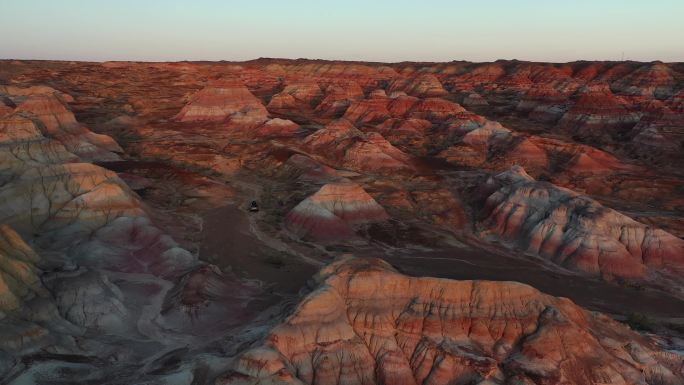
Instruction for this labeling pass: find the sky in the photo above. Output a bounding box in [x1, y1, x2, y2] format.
[1, 0, 682, 63]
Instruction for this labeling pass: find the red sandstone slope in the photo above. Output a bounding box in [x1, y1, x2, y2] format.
[480, 166, 684, 281]
[4, 87, 122, 161]
[286, 182, 388, 240]
[218, 256, 684, 385]
[301, 119, 413, 174]
[0, 225, 48, 313]
[174, 77, 269, 125]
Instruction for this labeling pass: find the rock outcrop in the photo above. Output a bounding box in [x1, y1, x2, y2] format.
[279, 154, 344, 183]
[302, 119, 413, 174]
[342, 95, 391, 125]
[1, 87, 122, 161]
[174, 78, 269, 124]
[315, 81, 364, 117]
[0, 160, 195, 276]
[0, 225, 48, 312]
[389, 73, 448, 97]
[256, 118, 302, 137]
[286, 183, 388, 240]
[480, 166, 684, 280]
[557, 83, 640, 140]
[218, 256, 684, 385]
[267, 82, 323, 111]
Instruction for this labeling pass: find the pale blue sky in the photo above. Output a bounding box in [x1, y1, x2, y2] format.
[1, 0, 682, 62]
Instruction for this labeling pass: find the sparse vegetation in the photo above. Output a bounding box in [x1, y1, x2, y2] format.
[616, 278, 645, 291]
[263, 253, 286, 268]
[625, 312, 656, 332]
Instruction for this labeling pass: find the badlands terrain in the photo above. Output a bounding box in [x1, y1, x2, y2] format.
[0, 58, 683, 384]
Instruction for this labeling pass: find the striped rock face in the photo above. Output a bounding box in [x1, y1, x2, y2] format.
[557, 83, 640, 138]
[267, 82, 323, 111]
[286, 183, 388, 240]
[343, 96, 391, 125]
[218, 257, 684, 385]
[389, 73, 449, 98]
[481, 166, 684, 281]
[174, 78, 268, 124]
[315, 81, 364, 117]
[0, 89, 195, 277]
[256, 118, 301, 137]
[7, 93, 122, 162]
[0, 114, 45, 142]
[302, 119, 413, 175]
[0, 225, 48, 313]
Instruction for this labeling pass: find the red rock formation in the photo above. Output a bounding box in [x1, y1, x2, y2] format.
[302, 119, 413, 174]
[273, 62, 398, 89]
[218, 256, 684, 385]
[0, 102, 12, 117]
[460, 92, 489, 108]
[159, 264, 264, 334]
[345, 133, 411, 174]
[629, 94, 684, 163]
[406, 97, 466, 122]
[446, 62, 506, 91]
[516, 84, 570, 123]
[0, 113, 80, 186]
[375, 117, 432, 148]
[0, 225, 48, 312]
[557, 83, 640, 139]
[502, 137, 550, 173]
[255, 118, 302, 137]
[386, 93, 419, 116]
[286, 183, 388, 240]
[314, 81, 364, 117]
[612, 62, 678, 98]
[11, 94, 122, 161]
[0, 84, 74, 103]
[279, 154, 344, 183]
[481, 166, 684, 280]
[173, 78, 268, 125]
[267, 82, 323, 111]
[0, 113, 45, 142]
[0, 111, 195, 277]
[342, 94, 391, 125]
[389, 73, 448, 97]
[438, 121, 514, 168]
[410, 189, 467, 231]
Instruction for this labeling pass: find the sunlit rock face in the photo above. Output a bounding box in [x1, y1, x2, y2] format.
[342, 95, 391, 125]
[174, 78, 269, 125]
[557, 83, 641, 140]
[389, 73, 449, 98]
[480, 166, 684, 280]
[286, 182, 388, 240]
[0, 161, 194, 275]
[301, 119, 413, 175]
[0, 114, 80, 182]
[218, 257, 684, 385]
[315, 81, 364, 117]
[0, 225, 48, 313]
[1, 86, 122, 161]
[256, 118, 302, 137]
[267, 82, 323, 112]
[0, 86, 194, 276]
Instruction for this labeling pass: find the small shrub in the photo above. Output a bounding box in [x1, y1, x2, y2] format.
[626, 312, 656, 332]
[263, 254, 286, 268]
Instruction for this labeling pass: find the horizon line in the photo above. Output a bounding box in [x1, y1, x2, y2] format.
[1, 57, 681, 65]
